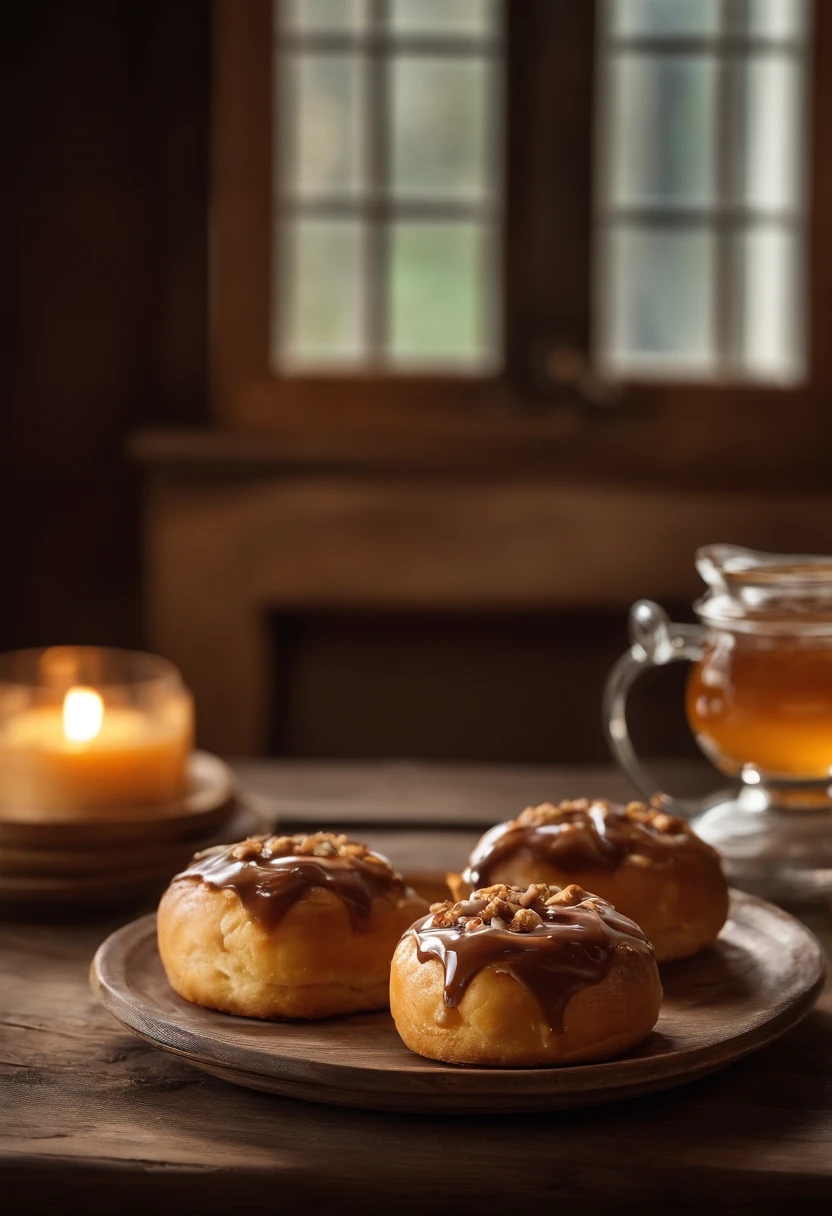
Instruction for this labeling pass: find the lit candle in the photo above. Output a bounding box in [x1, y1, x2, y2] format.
[0, 648, 194, 820]
[64, 687, 104, 743]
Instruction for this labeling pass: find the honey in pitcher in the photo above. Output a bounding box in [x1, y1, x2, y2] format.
[607, 547, 832, 900]
[687, 635, 832, 780]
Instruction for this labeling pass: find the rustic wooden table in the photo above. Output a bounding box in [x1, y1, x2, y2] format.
[2, 762, 831, 1213]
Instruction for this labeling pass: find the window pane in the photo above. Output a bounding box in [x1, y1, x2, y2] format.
[735, 54, 804, 213]
[390, 58, 492, 202]
[281, 0, 370, 33]
[606, 55, 717, 207]
[277, 220, 366, 367]
[735, 227, 804, 381]
[389, 223, 493, 367]
[280, 53, 366, 199]
[602, 227, 715, 373]
[389, 0, 497, 37]
[747, 0, 809, 40]
[608, 0, 720, 38]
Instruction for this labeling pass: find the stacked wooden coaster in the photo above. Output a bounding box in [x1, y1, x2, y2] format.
[0, 752, 268, 910]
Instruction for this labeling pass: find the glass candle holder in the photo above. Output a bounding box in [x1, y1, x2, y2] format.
[0, 647, 194, 820]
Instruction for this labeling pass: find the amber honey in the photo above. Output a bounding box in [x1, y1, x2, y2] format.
[687, 636, 832, 780]
[606, 547, 832, 900]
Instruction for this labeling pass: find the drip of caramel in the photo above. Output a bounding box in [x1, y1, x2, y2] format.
[174, 838, 403, 932]
[410, 890, 651, 1034]
[465, 800, 708, 888]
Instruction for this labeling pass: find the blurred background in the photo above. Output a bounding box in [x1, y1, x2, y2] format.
[3, 0, 830, 766]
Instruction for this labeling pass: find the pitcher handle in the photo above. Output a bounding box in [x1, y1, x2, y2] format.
[603, 600, 707, 818]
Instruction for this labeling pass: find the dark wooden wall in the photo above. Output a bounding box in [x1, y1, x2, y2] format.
[269, 607, 702, 764]
[5, 4, 830, 765]
[0, 1, 210, 652]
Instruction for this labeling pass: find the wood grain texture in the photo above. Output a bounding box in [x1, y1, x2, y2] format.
[0, 2, 209, 659]
[3, 778, 832, 1211]
[145, 469, 832, 754]
[211, 0, 272, 421]
[89, 892, 825, 1113]
[233, 757, 721, 828]
[0, 804, 266, 914]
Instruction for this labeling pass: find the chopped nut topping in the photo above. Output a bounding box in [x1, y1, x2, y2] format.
[482, 896, 515, 922]
[263, 835, 295, 855]
[230, 838, 265, 861]
[429, 903, 464, 929]
[511, 797, 688, 838]
[546, 883, 595, 907]
[510, 907, 542, 931]
[206, 832, 398, 878]
[518, 883, 548, 907]
[425, 881, 604, 934]
[477, 883, 519, 901]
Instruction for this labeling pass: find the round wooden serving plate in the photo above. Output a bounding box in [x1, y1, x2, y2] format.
[91, 888, 825, 1112]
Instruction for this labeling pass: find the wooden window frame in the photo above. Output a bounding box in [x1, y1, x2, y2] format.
[275, 11, 503, 374]
[211, 0, 832, 488]
[213, 0, 516, 427]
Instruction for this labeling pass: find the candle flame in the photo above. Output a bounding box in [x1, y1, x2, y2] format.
[63, 686, 104, 744]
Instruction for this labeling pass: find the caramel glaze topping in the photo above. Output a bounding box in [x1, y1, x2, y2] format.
[173, 832, 406, 933]
[408, 883, 654, 1035]
[464, 799, 715, 888]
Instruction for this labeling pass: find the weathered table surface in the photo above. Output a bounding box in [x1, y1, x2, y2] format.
[2, 761, 832, 1213]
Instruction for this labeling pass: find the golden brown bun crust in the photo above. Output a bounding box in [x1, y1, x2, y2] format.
[157, 834, 428, 1019]
[467, 801, 729, 962]
[390, 884, 662, 1066]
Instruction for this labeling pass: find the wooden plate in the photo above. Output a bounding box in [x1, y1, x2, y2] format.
[90, 888, 825, 1112]
[0, 801, 268, 909]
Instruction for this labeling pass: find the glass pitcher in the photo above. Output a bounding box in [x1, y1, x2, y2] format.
[604, 544, 832, 901]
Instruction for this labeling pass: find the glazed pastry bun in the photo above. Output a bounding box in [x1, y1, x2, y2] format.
[391, 883, 661, 1066]
[461, 799, 728, 963]
[158, 832, 428, 1019]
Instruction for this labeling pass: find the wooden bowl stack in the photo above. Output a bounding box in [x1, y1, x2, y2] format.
[0, 752, 267, 910]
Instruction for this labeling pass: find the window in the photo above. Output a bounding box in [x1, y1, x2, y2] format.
[596, 0, 811, 384]
[274, 0, 502, 372]
[213, 0, 830, 452]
